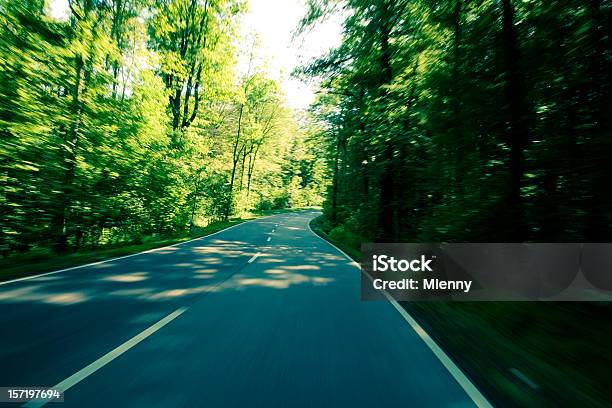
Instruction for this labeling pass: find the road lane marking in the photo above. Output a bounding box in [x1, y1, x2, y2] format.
[306, 220, 493, 408]
[378, 290, 493, 408]
[248, 253, 261, 263]
[266, 236, 271, 242]
[23, 307, 188, 408]
[1, 215, 279, 287]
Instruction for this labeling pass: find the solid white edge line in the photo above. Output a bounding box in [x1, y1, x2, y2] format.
[1, 215, 277, 287]
[23, 307, 188, 408]
[306, 220, 494, 408]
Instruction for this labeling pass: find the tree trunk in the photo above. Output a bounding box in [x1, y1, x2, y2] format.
[225, 105, 244, 220]
[500, 0, 529, 241]
[52, 54, 84, 253]
[585, 0, 610, 241]
[238, 147, 248, 192]
[246, 144, 261, 200]
[452, 0, 465, 196]
[330, 135, 340, 225]
[189, 173, 201, 234]
[376, 0, 397, 241]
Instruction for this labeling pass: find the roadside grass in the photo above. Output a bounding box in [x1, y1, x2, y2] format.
[0, 219, 246, 283]
[309, 214, 611, 408]
[0, 208, 314, 283]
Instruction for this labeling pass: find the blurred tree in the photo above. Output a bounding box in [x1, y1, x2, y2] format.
[298, 0, 612, 243]
[0, 0, 327, 257]
[149, 0, 242, 130]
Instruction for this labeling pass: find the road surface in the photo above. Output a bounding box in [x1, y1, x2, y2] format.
[0, 211, 489, 407]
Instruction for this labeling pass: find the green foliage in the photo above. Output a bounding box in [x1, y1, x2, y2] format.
[302, 5, 612, 405]
[0, 0, 327, 257]
[299, 0, 612, 243]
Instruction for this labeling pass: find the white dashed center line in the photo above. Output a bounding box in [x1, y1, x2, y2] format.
[247, 252, 261, 263]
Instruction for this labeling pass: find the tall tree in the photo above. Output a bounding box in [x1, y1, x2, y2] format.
[150, 0, 242, 130]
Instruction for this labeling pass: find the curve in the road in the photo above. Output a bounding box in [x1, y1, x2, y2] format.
[0, 211, 492, 408]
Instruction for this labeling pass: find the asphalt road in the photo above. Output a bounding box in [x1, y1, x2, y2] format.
[0, 211, 489, 407]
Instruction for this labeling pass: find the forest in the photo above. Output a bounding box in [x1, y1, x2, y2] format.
[299, 0, 611, 245]
[3, 0, 610, 255]
[0, 0, 327, 257]
[297, 2, 611, 405]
